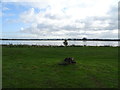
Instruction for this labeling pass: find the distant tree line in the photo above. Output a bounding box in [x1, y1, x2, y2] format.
[1, 38, 120, 41]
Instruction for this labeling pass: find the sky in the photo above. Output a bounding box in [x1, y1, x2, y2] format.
[0, 0, 119, 39]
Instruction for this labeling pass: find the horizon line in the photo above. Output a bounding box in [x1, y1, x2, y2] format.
[1, 38, 120, 41]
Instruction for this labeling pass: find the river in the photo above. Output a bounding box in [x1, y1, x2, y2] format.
[0, 40, 119, 46]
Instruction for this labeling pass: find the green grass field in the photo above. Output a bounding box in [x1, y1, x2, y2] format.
[2, 46, 118, 88]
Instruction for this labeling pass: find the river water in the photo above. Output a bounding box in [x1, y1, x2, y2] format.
[0, 40, 119, 46]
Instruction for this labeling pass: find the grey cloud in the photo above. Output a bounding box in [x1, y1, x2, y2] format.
[66, 31, 93, 36]
[45, 14, 59, 20]
[44, 13, 69, 20]
[37, 23, 59, 31]
[79, 5, 118, 31]
[60, 25, 80, 31]
[37, 23, 53, 29]
[98, 32, 118, 39]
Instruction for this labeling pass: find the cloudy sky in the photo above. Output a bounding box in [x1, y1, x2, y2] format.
[1, 0, 119, 39]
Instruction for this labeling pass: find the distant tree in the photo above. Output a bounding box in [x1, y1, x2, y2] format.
[82, 37, 87, 40]
[63, 39, 68, 46]
[82, 37, 87, 46]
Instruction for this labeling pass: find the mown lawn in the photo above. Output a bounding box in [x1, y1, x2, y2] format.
[2, 46, 118, 88]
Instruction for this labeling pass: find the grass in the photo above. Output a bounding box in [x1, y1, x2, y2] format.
[2, 46, 118, 88]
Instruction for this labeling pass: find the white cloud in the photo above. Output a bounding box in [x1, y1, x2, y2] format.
[2, 7, 10, 11]
[2, 0, 119, 39]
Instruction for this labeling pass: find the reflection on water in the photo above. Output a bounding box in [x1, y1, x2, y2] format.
[0, 40, 119, 46]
